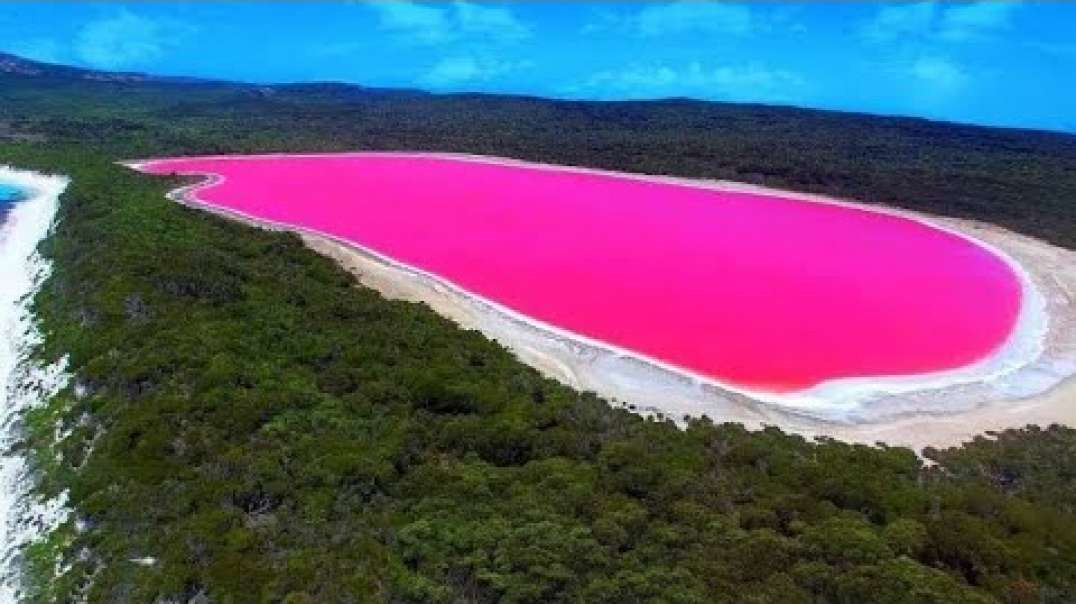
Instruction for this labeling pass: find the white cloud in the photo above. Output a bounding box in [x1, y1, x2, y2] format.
[860, 1, 1019, 44]
[635, 2, 753, 36]
[870, 55, 970, 114]
[579, 10, 623, 35]
[74, 11, 190, 70]
[571, 61, 805, 104]
[368, 1, 452, 44]
[859, 2, 936, 43]
[368, 1, 530, 45]
[582, 2, 754, 37]
[454, 2, 530, 42]
[420, 55, 531, 88]
[770, 6, 808, 36]
[908, 56, 969, 90]
[939, 2, 1018, 41]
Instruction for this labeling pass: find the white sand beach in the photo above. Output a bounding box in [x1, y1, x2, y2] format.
[0, 166, 70, 602]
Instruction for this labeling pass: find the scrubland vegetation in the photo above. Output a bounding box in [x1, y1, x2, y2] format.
[2, 54, 1076, 602]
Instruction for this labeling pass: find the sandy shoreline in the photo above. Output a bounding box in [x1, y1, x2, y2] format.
[0, 166, 70, 601]
[129, 154, 1076, 451]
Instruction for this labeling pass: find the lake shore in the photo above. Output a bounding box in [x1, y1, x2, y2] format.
[298, 221, 1076, 452]
[131, 154, 1076, 451]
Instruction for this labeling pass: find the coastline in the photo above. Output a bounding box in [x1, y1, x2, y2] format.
[0, 166, 70, 602]
[127, 153, 1076, 450]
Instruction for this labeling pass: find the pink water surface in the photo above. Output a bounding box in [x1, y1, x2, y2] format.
[136, 153, 1022, 393]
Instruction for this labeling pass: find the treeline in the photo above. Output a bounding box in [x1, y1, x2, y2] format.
[1, 144, 1073, 603]
[2, 68, 1075, 249]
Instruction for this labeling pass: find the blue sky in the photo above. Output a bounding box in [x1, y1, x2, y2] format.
[3, 2, 1075, 132]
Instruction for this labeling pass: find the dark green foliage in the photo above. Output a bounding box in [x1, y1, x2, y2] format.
[2, 57, 1076, 603]
[925, 425, 1076, 513]
[2, 59, 1076, 250]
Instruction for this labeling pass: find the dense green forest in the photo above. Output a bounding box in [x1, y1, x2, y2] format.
[4, 52, 1076, 249]
[2, 54, 1076, 603]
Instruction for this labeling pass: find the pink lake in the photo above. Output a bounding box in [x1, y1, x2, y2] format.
[135, 153, 1023, 394]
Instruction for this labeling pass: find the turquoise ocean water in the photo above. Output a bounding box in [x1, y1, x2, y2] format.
[0, 184, 22, 222]
[0, 184, 20, 201]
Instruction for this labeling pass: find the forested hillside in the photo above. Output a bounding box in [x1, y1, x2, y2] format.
[2, 53, 1076, 602]
[2, 52, 1075, 249]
